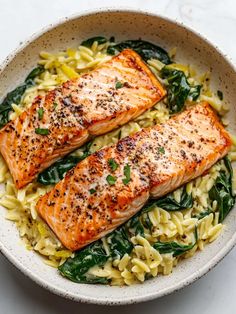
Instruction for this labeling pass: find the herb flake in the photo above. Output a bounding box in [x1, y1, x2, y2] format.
[89, 188, 96, 194]
[115, 81, 124, 89]
[108, 158, 118, 171]
[122, 164, 131, 185]
[37, 108, 44, 120]
[217, 90, 223, 101]
[106, 174, 117, 185]
[35, 128, 49, 135]
[158, 146, 165, 154]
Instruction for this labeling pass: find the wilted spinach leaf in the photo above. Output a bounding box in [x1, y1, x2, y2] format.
[107, 40, 171, 64]
[142, 187, 193, 213]
[59, 225, 133, 283]
[58, 241, 109, 284]
[141, 213, 153, 232]
[37, 142, 92, 185]
[126, 213, 145, 236]
[160, 66, 190, 114]
[0, 65, 44, 128]
[193, 209, 212, 220]
[209, 156, 235, 222]
[189, 85, 202, 101]
[25, 65, 45, 85]
[81, 36, 107, 47]
[153, 227, 198, 257]
[107, 226, 133, 259]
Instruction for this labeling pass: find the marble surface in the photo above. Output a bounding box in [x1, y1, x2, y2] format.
[0, 0, 236, 313]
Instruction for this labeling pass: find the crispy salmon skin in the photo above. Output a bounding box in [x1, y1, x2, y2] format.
[0, 49, 165, 189]
[36, 102, 231, 251]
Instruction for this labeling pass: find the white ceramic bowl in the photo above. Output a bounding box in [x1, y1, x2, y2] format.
[1, 8, 236, 305]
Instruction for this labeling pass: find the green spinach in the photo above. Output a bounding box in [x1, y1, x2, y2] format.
[189, 85, 202, 101]
[107, 226, 133, 259]
[126, 213, 145, 236]
[107, 40, 171, 64]
[161, 66, 202, 113]
[153, 227, 198, 257]
[81, 36, 107, 47]
[25, 65, 45, 85]
[160, 66, 190, 114]
[142, 187, 193, 213]
[37, 142, 92, 185]
[58, 241, 109, 284]
[209, 157, 235, 222]
[0, 65, 44, 128]
[193, 209, 212, 220]
[59, 226, 133, 283]
[141, 213, 153, 232]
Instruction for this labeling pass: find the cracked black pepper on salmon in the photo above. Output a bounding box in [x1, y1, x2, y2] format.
[36, 102, 232, 251]
[0, 49, 165, 189]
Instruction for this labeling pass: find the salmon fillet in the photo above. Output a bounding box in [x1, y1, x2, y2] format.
[36, 102, 231, 251]
[0, 49, 165, 189]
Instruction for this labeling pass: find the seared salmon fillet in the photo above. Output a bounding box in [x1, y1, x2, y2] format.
[0, 49, 165, 189]
[36, 102, 231, 251]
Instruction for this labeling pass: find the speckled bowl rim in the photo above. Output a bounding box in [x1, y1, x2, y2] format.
[0, 7, 236, 306]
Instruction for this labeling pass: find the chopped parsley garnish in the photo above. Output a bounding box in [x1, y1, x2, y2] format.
[108, 158, 118, 171]
[158, 146, 165, 154]
[115, 81, 124, 89]
[35, 128, 49, 135]
[89, 188, 96, 194]
[217, 90, 223, 100]
[37, 108, 44, 120]
[53, 102, 58, 109]
[106, 175, 117, 185]
[122, 164, 131, 185]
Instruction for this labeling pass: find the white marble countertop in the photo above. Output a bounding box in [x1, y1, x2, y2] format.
[0, 0, 236, 313]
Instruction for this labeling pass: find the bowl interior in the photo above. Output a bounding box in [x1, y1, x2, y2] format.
[0, 9, 236, 305]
